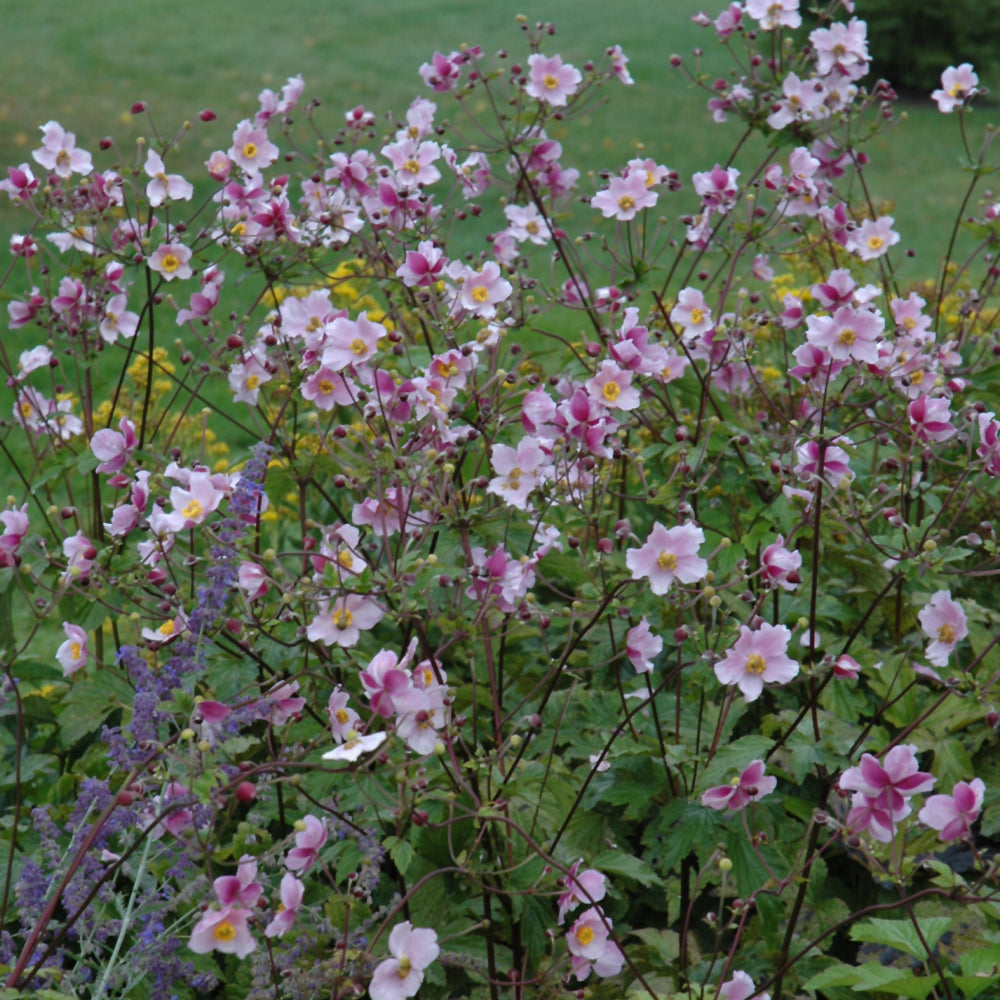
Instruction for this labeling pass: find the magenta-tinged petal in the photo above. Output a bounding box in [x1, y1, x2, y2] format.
[953, 779, 984, 814]
[701, 785, 737, 810]
[858, 754, 889, 790]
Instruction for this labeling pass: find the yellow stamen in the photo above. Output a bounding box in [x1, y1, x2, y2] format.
[332, 608, 354, 629]
[213, 920, 236, 942]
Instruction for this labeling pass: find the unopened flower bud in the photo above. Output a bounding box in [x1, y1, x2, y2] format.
[235, 781, 257, 803]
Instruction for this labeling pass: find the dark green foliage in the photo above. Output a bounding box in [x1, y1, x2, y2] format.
[860, 0, 1000, 96]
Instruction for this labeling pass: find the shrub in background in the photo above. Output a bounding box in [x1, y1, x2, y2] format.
[860, 0, 1000, 96]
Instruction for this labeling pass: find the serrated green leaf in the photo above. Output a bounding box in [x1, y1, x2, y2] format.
[0, 752, 57, 790]
[57, 668, 133, 747]
[631, 927, 679, 965]
[590, 849, 664, 888]
[951, 975, 1000, 1000]
[960, 943, 1000, 977]
[853, 971, 939, 999]
[850, 916, 952, 960]
[754, 892, 785, 952]
[801, 962, 863, 991]
[814, 961, 937, 998]
[384, 834, 415, 875]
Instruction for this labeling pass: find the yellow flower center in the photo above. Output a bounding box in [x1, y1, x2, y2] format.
[602, 382, 621, 402]
[213, 920, 236, 942]
[397, 956, 412, 978]
[838, 328, 856, 346]
[182, 499, 204, 520]
[526, 220, 540, 234]
[576, 925, 595, 946]
[657, 551, 677, 571]
[867, 235, 884, 251]
[242, 141, 258, 160]
[338, 550, 354, 568]
[350, 337, 367, 355]
[160, 254, 180, 273]
[471, 286, 490, 303]
[56, 149, 71, 168]
[690, 307, 704, 325]
[332, 608, 354, 629]
[70, 642, 83, 660]
[335, 708, 351, 724]
[318, 378, 334, 394]
[618, 195, 635, 213]
[543, 73, 559, 90]
[938, 623, 956, 644]
[158, 619, 175, 636]
[403, 159, 421, 175]
[245, 374, 260, 391]
[745, 653, 767, 675]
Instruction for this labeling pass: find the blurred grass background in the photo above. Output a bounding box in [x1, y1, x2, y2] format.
[0, 0, 991, 283]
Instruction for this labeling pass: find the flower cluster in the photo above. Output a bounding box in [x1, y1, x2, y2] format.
[1, 3, 999, 999]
